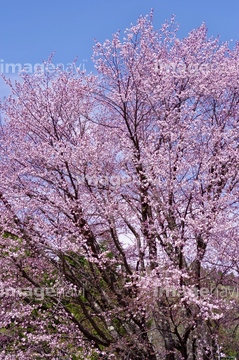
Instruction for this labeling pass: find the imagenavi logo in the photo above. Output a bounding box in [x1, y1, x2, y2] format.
[0, 59, 88, 74]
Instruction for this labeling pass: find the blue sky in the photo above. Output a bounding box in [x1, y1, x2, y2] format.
[0, 0, 239, 96]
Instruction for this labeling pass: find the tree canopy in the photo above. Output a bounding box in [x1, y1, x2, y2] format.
[1, 14, 239, 359]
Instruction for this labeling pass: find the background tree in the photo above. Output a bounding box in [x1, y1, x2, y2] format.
[0, 13, 239, 359]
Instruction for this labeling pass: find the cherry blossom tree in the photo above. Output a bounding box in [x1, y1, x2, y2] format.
[1, 13, 239, 359]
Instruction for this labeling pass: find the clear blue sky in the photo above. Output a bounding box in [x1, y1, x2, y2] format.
[0, 0, 239, 96]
